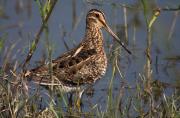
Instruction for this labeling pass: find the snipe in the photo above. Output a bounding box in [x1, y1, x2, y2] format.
[26, 9, 131, 108]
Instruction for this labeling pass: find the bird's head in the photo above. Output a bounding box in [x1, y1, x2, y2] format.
[86, 9, 131, 54]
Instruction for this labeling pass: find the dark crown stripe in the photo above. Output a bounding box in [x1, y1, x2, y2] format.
[89, 9, 102, 14]
[88, 9, 105, 19]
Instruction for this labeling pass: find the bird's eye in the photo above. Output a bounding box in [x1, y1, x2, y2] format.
[95, 14, 99, 18]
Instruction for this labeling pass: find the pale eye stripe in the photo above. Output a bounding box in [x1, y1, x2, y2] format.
[88, 16, 96, 20]
[87, 17, 97, 23]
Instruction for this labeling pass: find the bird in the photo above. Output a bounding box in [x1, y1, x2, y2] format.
[25, 9, 131, 109]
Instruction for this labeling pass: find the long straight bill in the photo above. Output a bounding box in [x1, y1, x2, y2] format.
[105, 25, 132, 54]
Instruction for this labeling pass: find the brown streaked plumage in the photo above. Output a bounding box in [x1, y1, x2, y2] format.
[26, 9, 131, 107]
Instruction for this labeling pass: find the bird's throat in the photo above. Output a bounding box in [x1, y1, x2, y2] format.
[84, 25, 104, 53]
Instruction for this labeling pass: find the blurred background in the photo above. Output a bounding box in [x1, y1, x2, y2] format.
[0, 0, 179, 116]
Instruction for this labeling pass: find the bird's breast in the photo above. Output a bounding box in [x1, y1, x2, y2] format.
[93, 50, 107, 79]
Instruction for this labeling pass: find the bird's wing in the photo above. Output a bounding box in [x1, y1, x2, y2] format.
[28, 45, 81, 74]
[28, 45, 97, 86]
[52, 48, 97, 83]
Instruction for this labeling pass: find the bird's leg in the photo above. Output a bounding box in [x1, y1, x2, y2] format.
[75, 89, 84, 112]
[67, 93, 73, 114]
[68, 93, 73, 107]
